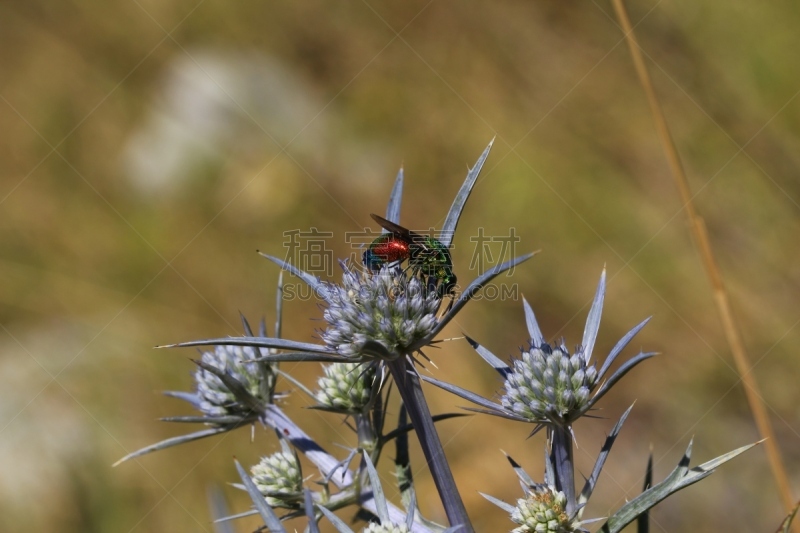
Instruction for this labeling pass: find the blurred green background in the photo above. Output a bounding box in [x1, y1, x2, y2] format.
[2, 1, 799, 531]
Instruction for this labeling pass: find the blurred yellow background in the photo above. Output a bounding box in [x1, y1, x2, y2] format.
[2, 1, 799, 531]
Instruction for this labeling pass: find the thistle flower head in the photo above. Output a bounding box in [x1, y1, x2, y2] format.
[496, 270, 653, 427]
[422, 270, 654, 431]
[195, 345, 276, 417]
[320, 265, 441, 360]
[315, 362, 377, 413]
[362, 523, 411, 533]
[511, 486, 578, 533]
[251, 450, 303, 507]
[501, 342, 598, 425]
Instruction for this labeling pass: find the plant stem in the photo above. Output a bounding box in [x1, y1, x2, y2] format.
[550, 426, 576, 515]
[356, 413, 377, 454]
[610, 0, 798, 524]
[388, 358, 474, 533]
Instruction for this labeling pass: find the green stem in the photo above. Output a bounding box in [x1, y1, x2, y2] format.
[356, 413, 377, 454]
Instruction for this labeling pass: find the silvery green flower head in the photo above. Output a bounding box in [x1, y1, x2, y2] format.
[320, 263, 441, 360]
[482, 455, 596, 533]
[510, 486, 577, 533]
[422, 269, 655, 430]
[195, 343, 277, 417]
[314, 361, 378, 413]
[500, 340, 599, 426]
[250, 442, 303, 508]
[115, 313, 282, 467]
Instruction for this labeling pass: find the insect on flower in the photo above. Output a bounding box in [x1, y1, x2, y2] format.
[362, 231, 413, 271]
[364, 213, 457, 299]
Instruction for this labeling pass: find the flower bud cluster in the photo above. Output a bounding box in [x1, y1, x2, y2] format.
[251, 450, 303, 507]
[362, 523, 411, 533]
[501, 343, 598, 424]
[315, 362, 377, 413]
[321, 266, 440, 359]
[511, 487, 575, 533]
[195, 345, 275, 416]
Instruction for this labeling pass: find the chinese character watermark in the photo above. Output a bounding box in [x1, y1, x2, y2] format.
[278, 226, 522, 302]
[468, 227, 520, 276]
[282, 228, 334, 277]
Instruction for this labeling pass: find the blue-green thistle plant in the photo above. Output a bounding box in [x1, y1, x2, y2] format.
[480, 410, 631, 533]
[423, 270, 756, 529]
[118, 275, 446, 529]
[421, 269, 655, 514]
[313, 453, 460, 533]
[159, 140, 535, 533]
[422, 270, 654, 432]
[116, 141, 758, 533]
[113, 310, 282, 466]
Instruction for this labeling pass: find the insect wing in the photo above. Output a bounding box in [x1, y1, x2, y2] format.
[369, 214, 432, 252]
[370, 214, 414, 238]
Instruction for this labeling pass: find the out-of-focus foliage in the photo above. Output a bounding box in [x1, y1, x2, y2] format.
[1, 1, 798, 532]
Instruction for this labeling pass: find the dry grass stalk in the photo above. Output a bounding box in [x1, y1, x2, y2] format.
[610, 0, 797, 523]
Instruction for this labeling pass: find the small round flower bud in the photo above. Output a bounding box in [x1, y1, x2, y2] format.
[511, 487, 576, 533]
[320, 266, 441, 360]
[570, 369, 586, 389]
[315, 362, 377, 413]
[195, 345, 276, 417]
[251, 451, 303, 507]
[561, 389, 575, 409]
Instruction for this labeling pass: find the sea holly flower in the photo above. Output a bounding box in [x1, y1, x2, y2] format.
[320, 265, 441, 360]
[480, 410, 756, 533]
[250, 438, 304, 508]
[480, 413, 638, 533]
[481, 450, 592, 533]
[500, 342, 598, 426]
[113, 312, 282, 466]
[195, 343, 277, 417]
[314, 361, 379, 414]
[421, 269, 655, 431]
[482, 451, 597, 533]
[510, 487, 575, 533]
[421, 269, 654, 516]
